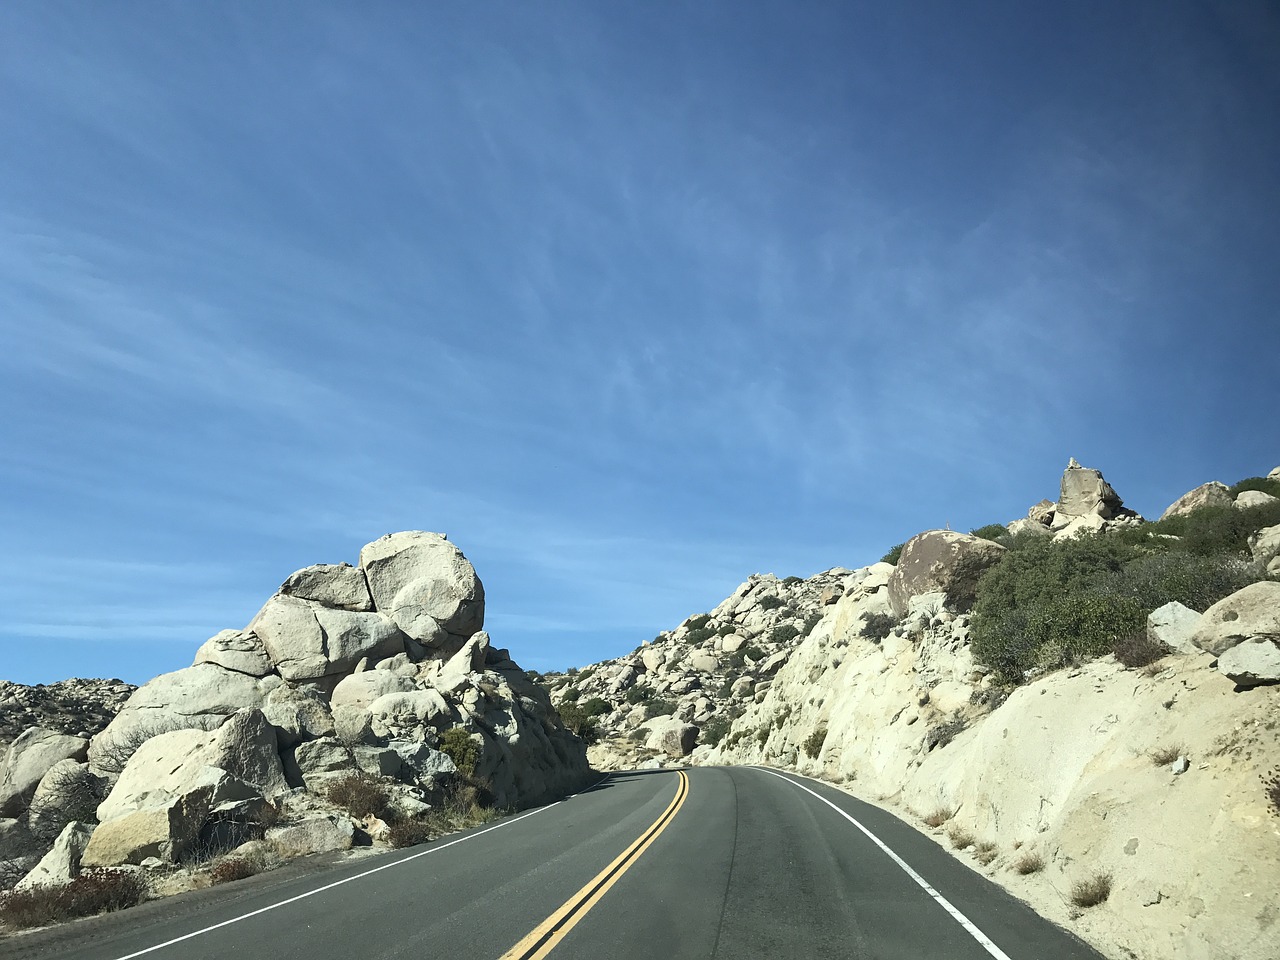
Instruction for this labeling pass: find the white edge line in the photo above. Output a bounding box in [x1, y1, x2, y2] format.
[111, 773, 612, 960]
[753, 766, 1014, 960]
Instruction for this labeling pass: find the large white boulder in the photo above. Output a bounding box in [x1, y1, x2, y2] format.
[279, 563, 373, 611]
[15, 821, 94, 890]
[368, 690, 452, 741]
[1234, 490, 1278, 510]
[1190, 582, 1280, 687]
[1249, 524, 1280, 577]
[249, 595, 404, 681]
[331, 671, 415, 712]
[1147, 602, 1203, 656]
[1056, 460, 1126, 521]
[1160, 481, 1233, 519]
[0, 729, 89, 817]
[644, 716, 698, 758]
[886, 530, 1005, 618]
[359, 532, 485, 646]
[194, 629, 273, 676]
[88, 664, 276, 775]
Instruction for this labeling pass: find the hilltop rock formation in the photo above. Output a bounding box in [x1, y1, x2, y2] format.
[1011, 459, 1144, 540]
[3, 532, 590, 887]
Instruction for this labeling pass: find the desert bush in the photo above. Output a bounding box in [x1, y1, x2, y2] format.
[923, 807, 954, 828]
[0, 869, 147, 929]
[560, 686, 580, 703]
[802, 726, 828, 758]
[323, 773, 391, 820]
[1112, 631, 1169, 670]
[387, 818, 435, 849]
[557, 703, 599, 743]
[754, 726, 769, 748]
[579, 697, 610, 718]
[970, 524, 1009, 543]
[783, 575, 804, 585]
[757, 595, 784, 611]
[881, 543, 905, 565]
[439, 727, 481, 775]
[716, 622, 737, 636]
[625, 685, 654, 704]
[1229, 476, 1280, 499]
[859, 612, 896, 642]
[1125, 501, 1280, 558]
[684, 614, 712, 631]
[643, 698, 677, 720]
[1070, 872, 1112, 907]
[1013, 851, 1044, 874]
[1261, 767, 1280, 817]
[973, 841, 998, 865]
[769, 624, 800, 645]
[1112, 550, 1260, 612]
[699, 715, 732, 748]
[801, 613, 823, 637]
[947, 825, 975, 849]
[1149, 744, 1184, 766]
[740, 645, 764, 662]
[684, 627, 716, 645]
[30, 764, 107, 841]
[926, 715, 968, 750]
[210, 856, 261, 885]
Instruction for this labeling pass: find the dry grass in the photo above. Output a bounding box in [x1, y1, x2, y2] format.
[1013, 851, 1045, 875]
[947, 825, 975, 850]
[323, 774, 391, 820]
[1260, 767, 1280, 817]
[923, 807, 955, 828]
[1070, 872, 1112, 907]
[1149, 744, 1184, 766]
[0, 869, 147, 930]
[972, 840, 998, 865]
[209, 856, 263, 885]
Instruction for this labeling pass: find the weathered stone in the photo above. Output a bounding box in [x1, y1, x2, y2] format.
[641, 649, 665, 673]
[0, 728, 89, 817]
[83, 785, 217, 866]
[266, 815, 354, 856]
[1217, 640, 1280, 688]
[279, 563, 373, 611]
[886, 530, 1005, 618]
[689, 652, 718, 673]
[89, 664, 275, 775]
[1249, 524, 1280, 578]
[645, 717, 698, 757]
[720, 635, 745, 654]
[1053, 513, 1108, 541]
[1027, 499, 1055, 525]
[1147, 602, 1203, 656]
[261, 683, 335, 747]
[1160, 482, 1233, 520]
[359, 532, 485, 645]
[368, 690, 452, 741]
[27, 760, 103, 841]
[331, 671, 415, 712]
[193, 630, 273, 676]
[292, 738, 356, 789]
[1007, 518, 1051, 538]
[1057, 460, 1126, 520]
[250, 595, 404, 681]
[1234, 490, 1278, 510]
[1190, 582, 1280, 657]
[15, 821, 94, 890]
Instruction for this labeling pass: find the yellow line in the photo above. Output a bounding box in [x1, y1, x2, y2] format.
[500, 770, 690, 960]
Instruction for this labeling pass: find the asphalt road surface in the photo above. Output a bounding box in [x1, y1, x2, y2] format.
[7, 766, 1106, 960]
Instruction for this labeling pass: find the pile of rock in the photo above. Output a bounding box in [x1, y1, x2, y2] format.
[1009, 458, 1144, 540]
[0, 678, 135, 749]
[0, 531, 590, 893]
[544, 568, 859, 769]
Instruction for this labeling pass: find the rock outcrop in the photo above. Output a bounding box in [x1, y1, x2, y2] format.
[885, 530, 1004, 617]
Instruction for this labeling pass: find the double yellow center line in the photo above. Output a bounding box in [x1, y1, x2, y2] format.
[500, 771, 690, 960]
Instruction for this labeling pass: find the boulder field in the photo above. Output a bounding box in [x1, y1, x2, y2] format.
[1, 531, 590, 889]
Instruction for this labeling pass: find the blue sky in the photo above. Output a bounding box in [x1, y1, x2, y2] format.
[3, 1, 1278, 685]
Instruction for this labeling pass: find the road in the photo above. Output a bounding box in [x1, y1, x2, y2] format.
[6, 766, 1105, 960]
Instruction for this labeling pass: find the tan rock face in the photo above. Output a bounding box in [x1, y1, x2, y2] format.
[1057, 461, 1125, 520]
[1160, 481, 1232, 520]
[1191, 581, 1280, 657]
[279, 563, 373, 612]
[886, 530, 1005, 617]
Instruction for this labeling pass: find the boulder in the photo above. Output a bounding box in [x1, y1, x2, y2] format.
[886, 530, 1006, 617]
[249, 595, 405, 682]
[1249, 524, 1280, 577]
[1234, 490, 1278, 510]
[331, 671, 415, 712]
[368, 690, 452, 741]
[292, 738, 356, 789]
[1189, 582, 1280, 657]
[1053, 513, 1108, 541]
[89, 664, 275, 775]
[1217, 640, 1280, 688]
[1160, 481, 1232, 520]
[1147, 602, 1203, 656]
[261, 683, 335, 747]
[730, 677, 754, 698]
[359, 532, 485, 646]
[1007, 519, 1051, 538]
[279, 563, 373, 611]
[1270, 466, 1280, 480]
[15, 821, 94, 890]
[193, 630, 273, 676]
[82, 784, 218, 866]
[265, 815, 354, 856]
[645, 717, 698, 758]
[641, 648, 665, 673]
[720, 636, 745, 654]
[1056, 460, 1126, 521]
[0, 728, 89, 817]
[1027, 500, 1056, 525]
[689, 652, 718, 673]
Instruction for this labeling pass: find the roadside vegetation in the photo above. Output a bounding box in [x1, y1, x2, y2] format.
[0, 869, 147, 930]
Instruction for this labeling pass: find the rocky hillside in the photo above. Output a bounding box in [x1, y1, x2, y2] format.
[1, 531, 591, 898]
[588, 460, 1280, 960]
[0, 679, 135, 751]
[541, 568, 853, 769]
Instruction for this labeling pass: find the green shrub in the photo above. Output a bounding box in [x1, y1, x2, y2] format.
[1112, 631, 1169, 669]
[970, 523, 1009, 543]
[439, 727, 482, 776]
[580, 697, 610, 718]
[700, 715, 732, 747]
[801, 613, 822, 637]
[783, 575, 804, 585]
[643, 698, 677, 719]
[0, 869, 147, 929]
[556, 702, 599, 743]
[757, 595, 784, 611]
[1121, 501, 1280, 557]
[881, 543, 905, 565]
[684, 614, 712, 631]
[740, 645, 764, 661]
[1261, 767, 1280, 817]
[560, 686, 580, 703]
[802, 726, 828, 758]
[625, 685, 654, 704]
[859, 612, 896, 642]
[1111, 550, 1258, 612]
[1229, 476, 1280, 499]
[323, 774, 391, 820]
[684, 627, 716, 645]
[769, 624, 800, 645]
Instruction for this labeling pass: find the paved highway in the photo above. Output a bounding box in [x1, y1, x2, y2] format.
[7, 767, 1105, 959]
